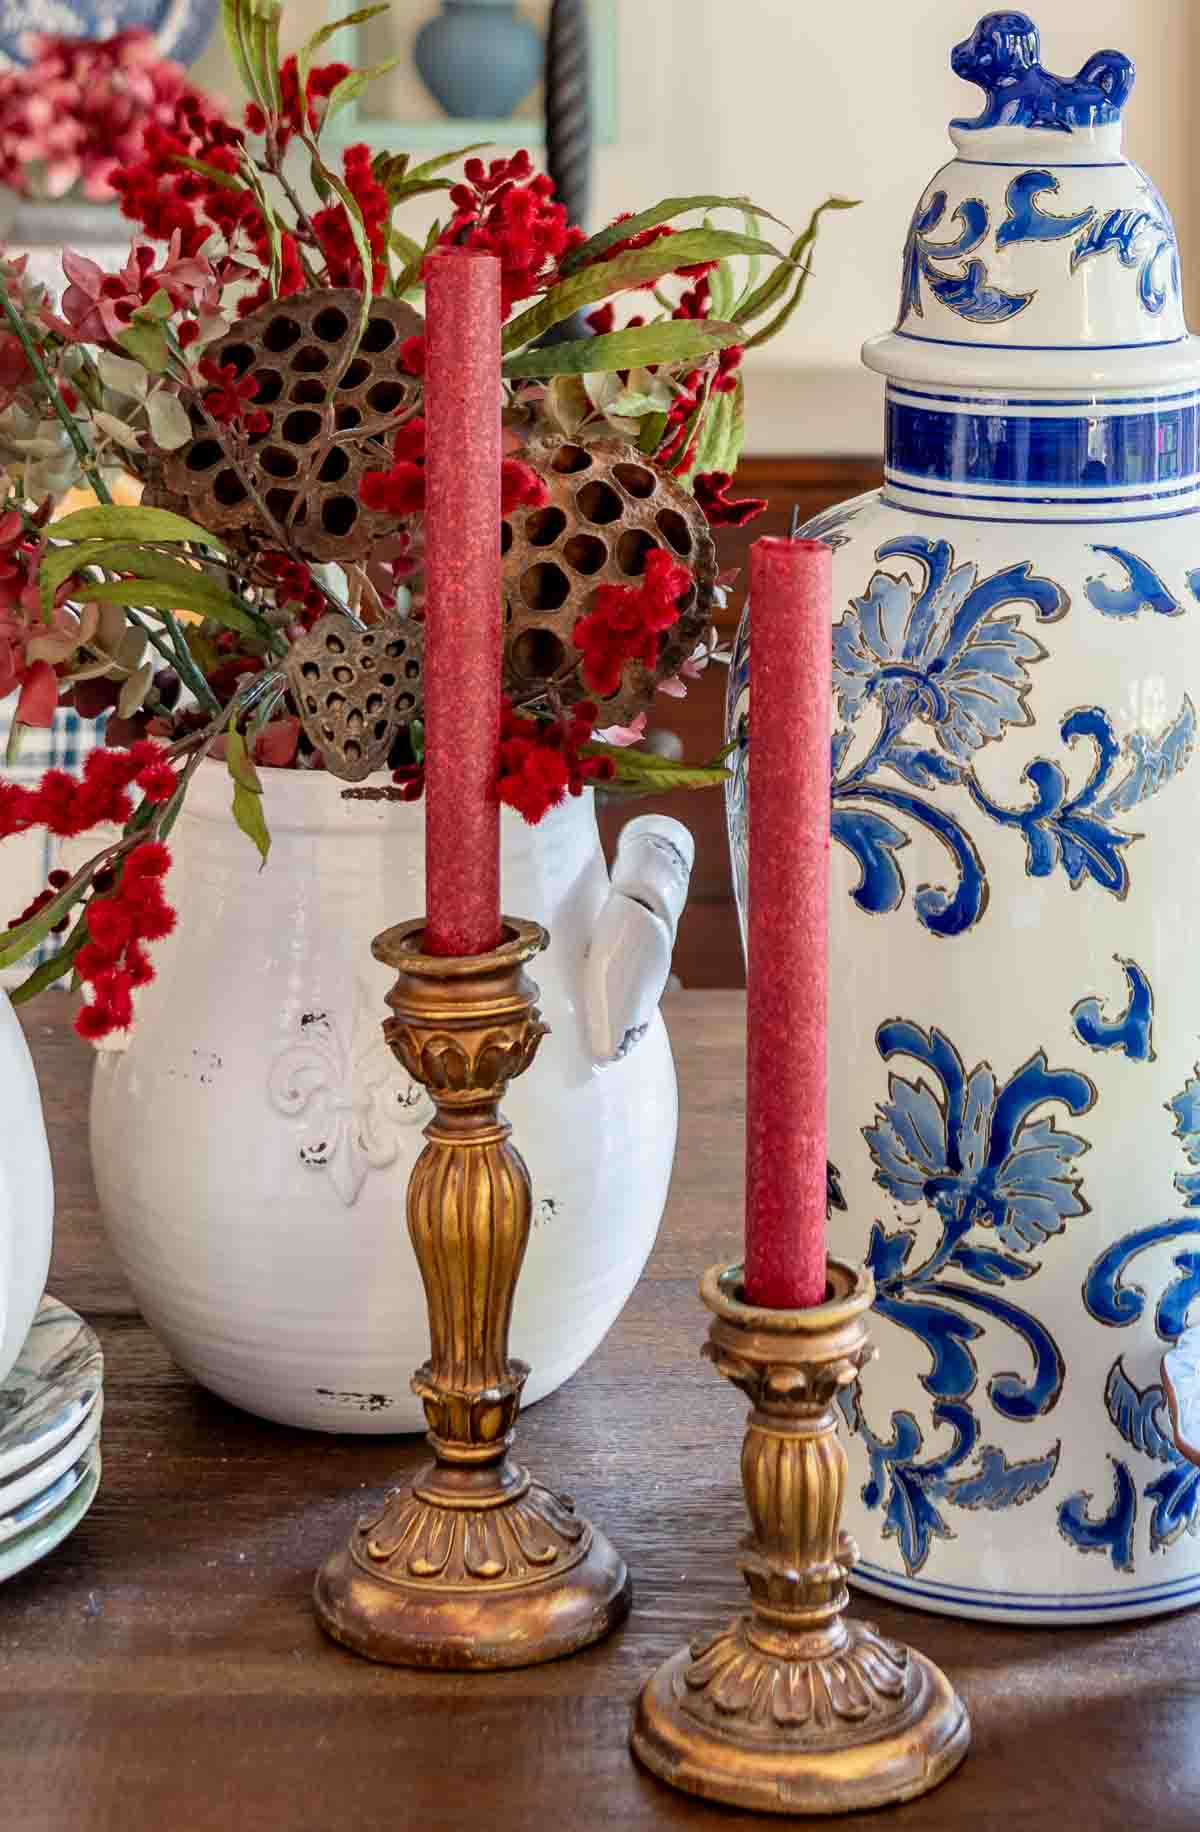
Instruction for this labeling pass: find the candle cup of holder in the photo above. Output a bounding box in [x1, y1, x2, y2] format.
[314, 916, 631, 1669]
[631, 1258, 969, 1815]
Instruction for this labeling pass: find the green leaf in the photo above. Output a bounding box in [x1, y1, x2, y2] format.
[707, 257, 736, 322]
[308, 151, 374, 347]
[116, 320, 171, 373]
[500, 229, 789, 354]
[602, 749, 731, 793]
[8, 920, 86, 1005]
[309, 155, 334, 205]
[240, 159, 284, 291]
[172, 154, 245, 194]
[225, 723, 262, 793]
[393, 217, 438, 301]
[135, 289, 174, 324]
[503, 317, 745, 378]
[226, 728, 270, 865]
[146, 389, 193, 451]
[42, 542, 243, 622]
[49, 506, 229, 551]
[386, 176, 457, 206]
[221, 0, 259, 102]
[560, 195, 789, 276]
[96, 352, 151, 399]
[79, 579, 262, 636]
[405, 143, 491, 183]
[297, 4, 389, 102]
[734, 195, 859, 326]
[389, 227, 425, 268]
[686, 377, 744, 483]
[735, 209, 763, 317]
[322, 57, 405, 131]
[637, 411, 669, 455]
[250, 0, 283, 119]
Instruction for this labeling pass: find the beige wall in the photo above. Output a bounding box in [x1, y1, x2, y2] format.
[194, 0, 1200, 453]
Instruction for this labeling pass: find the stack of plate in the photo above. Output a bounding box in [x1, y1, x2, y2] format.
[0, 1297, 102, 1582]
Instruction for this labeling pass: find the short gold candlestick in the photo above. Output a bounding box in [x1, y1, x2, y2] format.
[631, 1259, 969, 1815]
[314, 916, 631, 1670]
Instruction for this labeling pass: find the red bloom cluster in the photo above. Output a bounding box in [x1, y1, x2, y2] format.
[258, 552, 325, 625]
[501, 459, 549, 517]
[675, 275, 711, 320]
[389, 763, 425, 802]
[0, 508, 61, 728]
[198, 355, 268, 433]
[0, 742, 176, 844]
[399, 335, 426, 376]
[359, 414, 428, 519]
[112, 89, 249, 258]
[693, 469, 767, 529]
[75, 841, 175, 1041]
[0, 28, 216, 204]
[442, 151, 583, 315]
[360, 421, 545, 527]
[236, 231, 306, 320]
[312, 143, 390, 293]
[573, 548, 693, 700]
[498, 700, 614, 825]
[6, 868, 69, 935]
[245, 55, 349, 148]
[653, 341, 742, 478]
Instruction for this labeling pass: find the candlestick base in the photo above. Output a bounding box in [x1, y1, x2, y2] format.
[630, 1260, 969, 1815]
[315, 1458, 630, 1671]
[314, 918, 630, 1670]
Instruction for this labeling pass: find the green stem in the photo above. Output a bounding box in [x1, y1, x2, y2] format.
[0, 282, 113, 504]
[0, 284, 233, 715]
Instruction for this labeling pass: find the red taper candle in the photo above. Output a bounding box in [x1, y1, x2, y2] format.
[743, 538, 832, 1309]
[423, 248, 504, 958]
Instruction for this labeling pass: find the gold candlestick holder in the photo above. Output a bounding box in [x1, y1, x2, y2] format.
[631, 1258, 969, 1815]
[314, 916, 631, 1670]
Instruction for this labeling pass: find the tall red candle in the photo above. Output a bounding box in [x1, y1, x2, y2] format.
[423, 248, 504, 958]
[743, 538, 831, 1309]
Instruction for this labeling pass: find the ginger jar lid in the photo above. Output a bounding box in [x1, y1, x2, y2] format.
[864, 11, 1200, 391]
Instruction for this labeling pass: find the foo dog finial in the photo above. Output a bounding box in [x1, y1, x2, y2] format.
[951, 12, 1135, 132]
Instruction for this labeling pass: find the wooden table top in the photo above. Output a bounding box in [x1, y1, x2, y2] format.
[7, 990, 1199, 1832]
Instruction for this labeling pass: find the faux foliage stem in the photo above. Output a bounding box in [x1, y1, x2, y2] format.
[0, 282, 114, 504]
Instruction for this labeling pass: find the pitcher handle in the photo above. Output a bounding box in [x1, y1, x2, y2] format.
[583, 814, 695, 1067]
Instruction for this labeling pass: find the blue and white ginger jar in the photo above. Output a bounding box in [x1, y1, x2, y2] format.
[728, 11, 1200, 1624]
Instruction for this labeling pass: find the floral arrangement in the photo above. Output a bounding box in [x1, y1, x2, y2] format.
[0, 29, 217, 204]
[0, 0, 851, 1038]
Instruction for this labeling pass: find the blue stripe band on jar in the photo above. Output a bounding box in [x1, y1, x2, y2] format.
[886, 393, 1200, 489]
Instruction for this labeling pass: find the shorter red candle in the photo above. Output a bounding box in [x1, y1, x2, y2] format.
[423, 248, 503, 958]
[743, 538, 831, 1309]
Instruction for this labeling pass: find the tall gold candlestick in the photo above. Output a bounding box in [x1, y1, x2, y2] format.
[631, 1259, 969, 1814]
[314, 917, 630, 1669]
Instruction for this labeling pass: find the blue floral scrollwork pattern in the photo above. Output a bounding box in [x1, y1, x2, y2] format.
[995, 171, 1094, 249]
[900, 168, 1180, 327]
[1061, 1060, 1200, 1563]
[1084, 546, 1187, 620]
[900, 190, 1033, 326]
[830, 536, 1197, 938]
[1070, 958, 1155, 1062]
[847, 1019, 1088, 1574]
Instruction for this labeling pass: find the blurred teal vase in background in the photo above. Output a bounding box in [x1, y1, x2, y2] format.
[415, 0, 543, 120]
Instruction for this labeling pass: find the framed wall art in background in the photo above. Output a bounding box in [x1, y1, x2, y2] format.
[319, 0, 616, 154]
